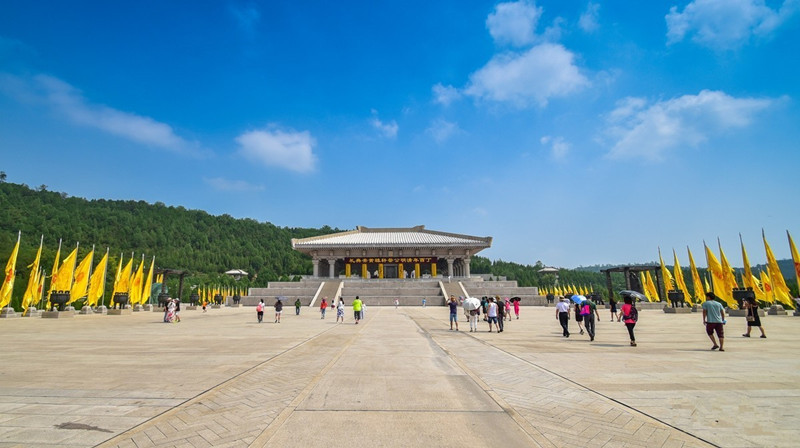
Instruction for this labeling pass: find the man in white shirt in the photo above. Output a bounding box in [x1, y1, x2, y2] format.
[555, 297, 571, 337]
[487, 298, 498, 332]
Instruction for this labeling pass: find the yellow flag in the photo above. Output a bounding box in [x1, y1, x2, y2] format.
[645, 271, 660, 302]
[141, 256, 155, 305]
[48, 240, 61, 299]
[739, 235, 754, 291]
[0, 232, 21, 310]
[688, 247, 706, 303]
[760, 270, 774, 303]
[718, 239, 739, 296]
[114, 256, 133, 295]
[673, 249, 693, 306]
[87, 250, 108, 307]
[130, 258, 144, 305]
[750, 274, 766, 302]
[788, 230, 800, 297]
[69, 249, 94, 304]
[704, 243, 735, 308]
[659, 247, 674, 299]
[54, 246, 78, 292]
[638, 272, 649, 300]
[763, 231, 793, 307]
[22, 236, 44, 312]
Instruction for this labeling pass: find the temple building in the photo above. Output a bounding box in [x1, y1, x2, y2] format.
[291, 225, 492, 279]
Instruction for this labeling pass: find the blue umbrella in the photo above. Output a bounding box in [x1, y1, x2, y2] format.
[571, 294, 586, 304]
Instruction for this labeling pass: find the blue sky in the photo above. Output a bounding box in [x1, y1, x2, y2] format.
[1, 0, 799, 268]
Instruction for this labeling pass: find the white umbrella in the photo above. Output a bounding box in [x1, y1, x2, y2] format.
[462, 297, 481, 311]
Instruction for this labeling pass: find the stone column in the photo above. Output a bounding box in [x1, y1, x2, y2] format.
[464, 258, 471, 278]
[447, 258, 454, 277]
[312, 258, 319, 278]
[328, 259, 336, 278]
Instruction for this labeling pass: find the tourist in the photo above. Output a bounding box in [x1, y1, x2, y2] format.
[448, 296, 459, 331]
[574, 299, 585, 335]
[294, 298, 302, 315]
[394, 298, 399, 309]
[481, 297, 488, 321]
[360, 300, 366, 319]
[320, 297, 328, 319]
[256, 299, 264, 323]
[609, 297, 617, 322]
[487, 297, 498, 332]
[352, 296, 363, 324]
[422, 297, 426, 307]
[618, 296, 638, 347]
[504, 298, 512, 321]
[336, 298, 345, 323]
[163, 299, 170, 322]
[580, 296, 600, 341]
[495, 296, 505, 332]
[556, 296, 571, 337]
[274, 298, 283, 323]
[513, 298, 520, 320]
[202, 300, 207, 312]
[742, 297, 766, 338]
[702, 292, 726, 351]
[466, 301, 479, 333]
[174, 298, 181, 322]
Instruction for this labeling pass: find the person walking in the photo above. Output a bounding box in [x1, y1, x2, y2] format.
[422, 297, 426, 307]
[394, 298, 399, 309]
[336, 298, 345, 323]
[360, 300, 366, 320]
[609, 297, 617, 322]
[496, 297, 505, 332]
[702, 292, 726, 351]
[556, 297, 571, 337]
[574, 300, 585, 335]
[294, 298, 302, 315]
[256, 299, 264, 323]
[274, 298, 283, 323]
[352, 296, 363, 324]
[581, 297, 600, 341]
[618, 296, 638, 346]
[466, 302, 479, 333]
[448, 296, 459, 331]
[320, 297, 328, 319]
[174, 298, 181, 323]
[513, 298, 520, 319]
[486, 297, 498, 332]
[742, 297, 766, 338]
[504, 298, 512, 322]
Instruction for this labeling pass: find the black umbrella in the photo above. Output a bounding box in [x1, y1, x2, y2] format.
[619, 290, 647, 302]
[510, 297, 521, 302]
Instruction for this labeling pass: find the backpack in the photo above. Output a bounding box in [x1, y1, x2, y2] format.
[256, 303, 263, 312]
[581, 304, 590, 315]
[627, 305, 638, 322]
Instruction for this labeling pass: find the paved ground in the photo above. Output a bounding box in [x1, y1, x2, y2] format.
[0, 305, 798, 448]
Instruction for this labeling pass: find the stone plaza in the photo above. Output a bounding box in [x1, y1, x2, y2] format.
[0, 304, 798, 447]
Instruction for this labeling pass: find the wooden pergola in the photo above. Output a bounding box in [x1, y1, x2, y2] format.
[155, 268, 188, 300]
[600, 265, 662, 302]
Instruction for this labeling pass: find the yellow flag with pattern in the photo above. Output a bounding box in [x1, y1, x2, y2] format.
[0, 232, 21, 310]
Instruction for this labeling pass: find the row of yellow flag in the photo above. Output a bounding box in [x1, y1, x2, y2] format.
[539, 284, 594, 297]
[655, 230, 799, 309]
[196, 285, 248, 304]
[0, 232, 158, 312]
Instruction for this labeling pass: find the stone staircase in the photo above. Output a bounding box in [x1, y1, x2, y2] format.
[246, 280, 324, 306]
[339, 279, 444, 306]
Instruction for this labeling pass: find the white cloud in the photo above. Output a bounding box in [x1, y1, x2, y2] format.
[236, 127, 317, 173]
[369, 111, 398, 139]
[540, 135, 570, 160]
[464, 43, 589, 107]
[427, 119, 462, 143]
[432, 83, 461, 106]
[605, 90, 773, 160]
[486, 0, 543, 46]
[579, 2, 601, 32]
[666, 0, 800, 49]
[0, 73, 199, 154]
[203, 177, 265, 192]
[229, 4, 261, 36]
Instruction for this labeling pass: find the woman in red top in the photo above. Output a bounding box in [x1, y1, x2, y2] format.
[617, 296, 637, 347]
[320, 297, 328, 319]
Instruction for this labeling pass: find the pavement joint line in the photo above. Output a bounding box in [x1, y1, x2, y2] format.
[412, 313, 721, 448]
[406, 313, 558, 448]
[247, 315, 372, 447]
[95, 320, 343, 448]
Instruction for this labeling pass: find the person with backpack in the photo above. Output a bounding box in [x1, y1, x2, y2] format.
[256, 299, 264, 323]
[580, 297, 600, 341]
[617, 296, 638, 346]
[274, 298, 283, 323]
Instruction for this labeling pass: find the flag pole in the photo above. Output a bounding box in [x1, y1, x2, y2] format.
[99, 247, 109, 308]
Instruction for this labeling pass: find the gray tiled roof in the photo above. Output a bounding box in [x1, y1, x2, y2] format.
[292, 226, 491, 249]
